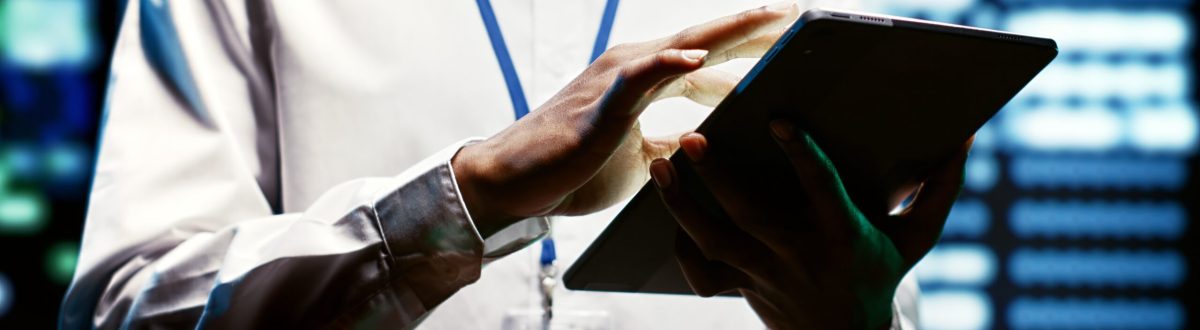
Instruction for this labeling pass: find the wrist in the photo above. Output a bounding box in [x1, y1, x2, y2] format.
[452, 142, 507, 238]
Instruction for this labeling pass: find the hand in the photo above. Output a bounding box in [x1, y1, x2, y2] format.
[453, 2, 802, 237]
[650, 122, 972, 329]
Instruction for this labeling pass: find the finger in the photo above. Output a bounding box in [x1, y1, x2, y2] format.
[653, 69, 741, 107]
[768, 120, 862, 238]
[651, 158, 772, 273]
[704, 28, 787, 67]
[599, 49, 708, 120]
[892, 136, 973, 264]
[678, 133, 798, 254]
[643, 132, 687, 161]
[584, 49, 707, 160]
[675, 229, 750, 297]
[665, 2, 800, 57]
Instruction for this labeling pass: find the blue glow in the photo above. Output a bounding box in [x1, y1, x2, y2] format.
[1004, 10, 1189, 55]
[1008, 297, 1183, 330]
[1015, 62, 1190, 104]
[964, 153, 998, 192]
[0, 69, 36, 108]
[1000, 0, 1190, 6]
[915, 244, 997, 286]
[0, 272, 10, 318]
[45, 142, 89, 183]
[1003, 105, 1124, 151]
[3, 144, 40, 178]
[971, 123, 998, 151]
[1128, 102, 1198, 152]
[918, 290, 993, 330]
[942, 198, 990, 238]
[57, 71, 96, 133]
[1009, 156, 1186, 190]
[1009, 249, 1185, 288]
[0, 0, 95, 69]
[1010, 199, 1185, 240]
[871, 0, 977, 23]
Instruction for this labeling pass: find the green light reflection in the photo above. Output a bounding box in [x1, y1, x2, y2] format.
[46, 241, 80, 284]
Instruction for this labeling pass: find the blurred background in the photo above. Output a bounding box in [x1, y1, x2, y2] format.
[0, 0, 1194, 328]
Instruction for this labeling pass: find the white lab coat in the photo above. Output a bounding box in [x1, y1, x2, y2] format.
[62, 0, 917, 328]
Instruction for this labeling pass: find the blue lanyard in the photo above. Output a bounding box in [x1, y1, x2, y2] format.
[473, 0, 621, 265]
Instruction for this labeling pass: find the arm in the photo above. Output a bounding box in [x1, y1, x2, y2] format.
[63, 1, 805, 328]
[61, 1, 543, 328]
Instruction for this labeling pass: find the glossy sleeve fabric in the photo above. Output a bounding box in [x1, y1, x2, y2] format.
[58, 0, 547, 328]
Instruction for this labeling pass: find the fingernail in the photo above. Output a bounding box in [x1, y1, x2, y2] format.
[767, 1, 795, 12]
[681, 49, 708, 62]
[770, 120, 794, 141]
[650, 159, 672, 188]
[681, 133, 706, 162]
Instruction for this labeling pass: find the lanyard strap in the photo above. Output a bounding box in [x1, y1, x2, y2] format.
[591, 0, 622, 63]
[475, 0, 621, 269]
[474, 0, 621, 120]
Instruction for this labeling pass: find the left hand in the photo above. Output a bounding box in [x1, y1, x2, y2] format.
[453, 2, 801, 237]
[649, 120, 972, 329]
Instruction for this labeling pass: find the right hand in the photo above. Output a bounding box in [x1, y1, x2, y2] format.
[654, 129, 972, 329]
[452, 2, 802, 236]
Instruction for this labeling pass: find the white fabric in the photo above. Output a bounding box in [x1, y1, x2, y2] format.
[63, 0, 920, 328]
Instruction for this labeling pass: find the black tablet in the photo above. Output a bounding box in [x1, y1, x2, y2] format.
[563, 8, 1057, 295]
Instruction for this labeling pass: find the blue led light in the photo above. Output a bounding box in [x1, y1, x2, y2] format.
[964, 153, 998, 192]
[1009, 155, 1186, 190]
[915, 244, 997, 286]
[1003, 106, 1124, 152]
[3, 143, 41, 178]
[1000, 0, 1190, 6]
[1009, 248, 1185, 288]
[1008, 297, 1183, 330]
[1016, 61, 1190, 105]
[873, 0, 978, 23]
[1010, 199, 1185, 240]
[45, 142, 89, 184]
[0, 272, 11, 318]
[0, 0, 96, 69]
[1005, 10, 1189, 56]
[1128, 102, 1198, 152]
[943, 198, 990, 238]
[918, 290, 993, 330]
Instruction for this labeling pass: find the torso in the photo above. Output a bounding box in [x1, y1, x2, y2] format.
[267, 1, 853, 328]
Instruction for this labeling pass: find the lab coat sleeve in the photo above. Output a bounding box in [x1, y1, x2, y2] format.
[58, 0, 546, 329]
[69, 143, 536, 329]
[892, 270, 921, 329]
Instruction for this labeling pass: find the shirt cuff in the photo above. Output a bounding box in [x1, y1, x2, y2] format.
[442, 138, 551, 259]
[370, 139, 487, 306]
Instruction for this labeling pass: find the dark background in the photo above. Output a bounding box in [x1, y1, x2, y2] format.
[0, 0, 1195, 328]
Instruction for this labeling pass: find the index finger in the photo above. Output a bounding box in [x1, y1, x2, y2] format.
[663, 2, 800, 57]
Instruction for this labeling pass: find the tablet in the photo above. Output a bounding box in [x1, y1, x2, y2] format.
[564, 8, 1057, 295]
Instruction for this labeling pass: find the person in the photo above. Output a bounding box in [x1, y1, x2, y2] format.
[60, 0, 969, 328]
